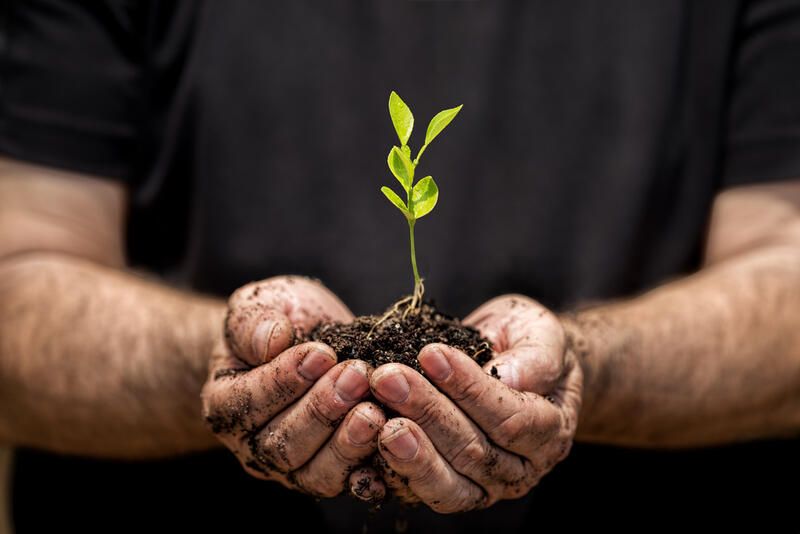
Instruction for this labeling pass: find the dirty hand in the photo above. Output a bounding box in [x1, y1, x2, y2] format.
[201, 276, 386, 499]
[370, 295, 582, 513]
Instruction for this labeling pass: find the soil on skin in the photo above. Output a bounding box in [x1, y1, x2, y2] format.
[307, 300, 492, 372]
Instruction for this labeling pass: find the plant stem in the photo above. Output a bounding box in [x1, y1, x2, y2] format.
[413, 143, 428, 166]
[408, 219, 420, 294]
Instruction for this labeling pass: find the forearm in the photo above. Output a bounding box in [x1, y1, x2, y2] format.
[0, 253, 225, 458]
[569, 241, 800, 447]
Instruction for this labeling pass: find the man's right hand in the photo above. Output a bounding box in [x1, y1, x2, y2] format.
[201, 276, 386, 499]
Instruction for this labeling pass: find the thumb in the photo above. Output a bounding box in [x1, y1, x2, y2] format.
[466, 295, 566, 394]
[230, 275, 353, 331]
[225, 276, 352, 366]
[483, 346, 564, 395]
[225, 306, 294, 366]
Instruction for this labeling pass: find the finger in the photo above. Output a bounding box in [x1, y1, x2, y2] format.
[349, 467, 387, 503]
[202, 342, 337, 436]
[379, 418, 486, 514]
[292, 402, 386, 498]
[483, 346, 564, 395]
[207, 338, 249, 381]
[418, 343, 561, 459]
[371, 363, 532, 501]
[225, 306, 294, 366]
[373, 454, 419, 504]
[465, 295, 565, 393]
[251, 360, 370, 473]
[230, 276, 353, 331]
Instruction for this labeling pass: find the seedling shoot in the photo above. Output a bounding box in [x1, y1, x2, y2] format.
[382, 91, 462, 311]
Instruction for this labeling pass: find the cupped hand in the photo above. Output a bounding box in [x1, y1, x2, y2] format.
[201, 276, 386, 500]
[370, 295, 582, 513]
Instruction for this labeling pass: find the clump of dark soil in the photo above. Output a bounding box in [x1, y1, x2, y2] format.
[308, 300, 492, 372]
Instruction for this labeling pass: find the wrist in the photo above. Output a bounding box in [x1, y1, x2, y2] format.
[183, 296, 227, 450]
[197, 297, 227, 361]
[559, 309, 615, 440]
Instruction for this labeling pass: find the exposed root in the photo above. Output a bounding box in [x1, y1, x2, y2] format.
[472, 341, 492, 361]
[404, 279, 425, 319]
[367, 296, 412, 339]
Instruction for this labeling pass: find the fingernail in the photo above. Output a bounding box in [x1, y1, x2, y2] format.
[493, 362, 519, 389]
[298, 349, 335, 380]
[419, 346, 452, 381]
[251, 321, 276, 360]
[335, 363, 369, 402]
[350, 469, 386, 502]
[348, 409, 380, 445]
[382, 428, 419, 460]
[374, 371, 410, 404]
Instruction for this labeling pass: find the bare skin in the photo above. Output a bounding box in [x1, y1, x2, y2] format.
[201, 277, 387, 498]
[371, 297, 581, 512]
[573, 180, 800, 446]
[0, 159, 384, 499]
[3, 155, 800, 508]
[370, 179, 800, 511]
[0, 158, 221, 457]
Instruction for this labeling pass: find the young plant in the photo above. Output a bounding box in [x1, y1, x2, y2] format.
[381, 91, 462, 311]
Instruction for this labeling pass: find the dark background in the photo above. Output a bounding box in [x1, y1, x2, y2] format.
[2, 1, 800, 532]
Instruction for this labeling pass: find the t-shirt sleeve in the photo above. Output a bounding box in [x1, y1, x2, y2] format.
[0, 0, 147, 181]
[721, 0, 800, 187]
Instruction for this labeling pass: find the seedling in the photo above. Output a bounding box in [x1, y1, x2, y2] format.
[382, 91, 462, 312]
[309, 93, 488, 368]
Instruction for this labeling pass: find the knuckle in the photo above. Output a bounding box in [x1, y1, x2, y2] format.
[265, 364, 303, 402]
[304, 390, 343, 428]
[405, 453, 439, 486]
[449, 377, 487, 405]
[412, 396, 444, 428]
[329, 439, 359, 465]
[449, 436, 489, 474]
[492, 411, 529, 448]
[252, 427, 295, 472]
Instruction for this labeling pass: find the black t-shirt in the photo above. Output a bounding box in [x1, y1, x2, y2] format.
[3, 1, 800, 532]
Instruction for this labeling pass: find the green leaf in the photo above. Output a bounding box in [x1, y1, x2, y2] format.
[410, 176, 438, 219]
[387, 146, 414, 192]
[401, 145, 411, 159]
[389, 91, 414, 146]
[425, 104, 463, 146]
[381, 186, 411, 218]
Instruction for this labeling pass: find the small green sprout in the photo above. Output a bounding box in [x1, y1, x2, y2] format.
[382, 91, 463, 311]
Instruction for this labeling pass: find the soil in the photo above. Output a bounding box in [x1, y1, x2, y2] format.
[307, 300, 492, 372]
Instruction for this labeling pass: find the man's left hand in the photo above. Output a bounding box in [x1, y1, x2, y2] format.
[370, 295, 582, 513]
